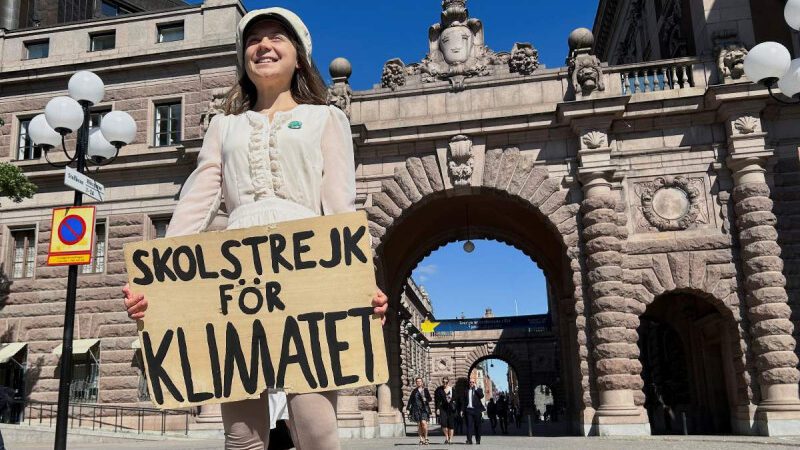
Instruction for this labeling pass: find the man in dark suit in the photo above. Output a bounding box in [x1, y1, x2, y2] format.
[462, 379, 485, 445]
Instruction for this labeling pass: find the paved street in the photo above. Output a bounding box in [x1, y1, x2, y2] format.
[9, 435, 800, 450]
[6, 421, 800, 450]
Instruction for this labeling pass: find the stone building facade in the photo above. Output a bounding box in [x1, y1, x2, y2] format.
[1, 0, 800, 439]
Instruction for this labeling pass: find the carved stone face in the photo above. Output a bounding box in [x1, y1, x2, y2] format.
[440, 25, 473, 64]
[577, 66, 599, 90]
[723, 47, 747, 78]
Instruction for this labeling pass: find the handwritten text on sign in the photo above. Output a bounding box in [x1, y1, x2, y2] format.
[123, 212, 387, 409]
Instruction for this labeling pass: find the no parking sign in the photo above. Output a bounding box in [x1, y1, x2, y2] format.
[47, 206, 96, 266]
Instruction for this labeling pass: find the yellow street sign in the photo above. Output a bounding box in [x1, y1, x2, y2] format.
[421, 319, 440, 333]
[47, 206, 96, 266]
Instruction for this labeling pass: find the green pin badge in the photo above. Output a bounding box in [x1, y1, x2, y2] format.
[288, 120, 302, 129]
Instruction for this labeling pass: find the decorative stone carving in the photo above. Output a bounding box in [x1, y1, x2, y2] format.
[581, 130, 607, 149]
[328, 82, 352, 118]
[381, 58, 408, 91]
[447, 135, 474, 186]
[635, 176, 707, 232]
[570, 54, 605, 96]
[327, 57, 353, 118]
[377, 1, 536, 92]
[200, 90, 226, 132]
[418, 0, 503, 91]
[717, 191, 731, 235]
[714, 41, 748, 81]
[567, 28, 605, 97]
[508, 42, 539, 76]
[733, 115, 759, 135]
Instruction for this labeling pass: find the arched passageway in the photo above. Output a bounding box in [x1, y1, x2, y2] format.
[372, 184, 583, 435]
[639, 291, 740, 435]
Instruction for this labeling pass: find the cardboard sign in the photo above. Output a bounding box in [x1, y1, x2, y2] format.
[47, 206, 96, 266]
[123, 211, 388, 409]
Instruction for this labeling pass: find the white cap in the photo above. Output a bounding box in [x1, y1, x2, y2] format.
[236, 7, 312, 72]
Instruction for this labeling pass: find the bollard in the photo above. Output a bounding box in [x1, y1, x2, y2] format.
[527, 414, 532, 437]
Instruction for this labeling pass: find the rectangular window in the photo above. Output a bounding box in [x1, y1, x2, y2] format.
[81, 220, 106, 274]
[90, 32, 115, 52]
[150, 217, 171, 239]
[100, 0, 133, 17]
[17, 118, 41, 160]
[10, 229, 36, 279]
[157, 22, 184, 43]
[24, 40, 49, 59]
[154, 102, 181, 147]
[58, 0, 93, 23]
[89, 108, 110, 129]
[69, 353, 99, 403]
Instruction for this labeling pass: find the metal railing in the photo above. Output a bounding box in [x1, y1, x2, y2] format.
[6, 399, 193, 436]
[611, 57, 699, 94]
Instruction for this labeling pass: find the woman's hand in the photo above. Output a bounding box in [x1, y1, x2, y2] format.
[123, 283, 148, 320]
[372, 288, 388, 325]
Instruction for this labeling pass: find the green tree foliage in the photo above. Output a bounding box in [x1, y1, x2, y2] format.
[0, 162, 37, 206]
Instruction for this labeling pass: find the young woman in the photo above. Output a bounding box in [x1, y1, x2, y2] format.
[434, 376, 456, 444]
[123, 8, 388, 450]
[407, 377, 432, 445]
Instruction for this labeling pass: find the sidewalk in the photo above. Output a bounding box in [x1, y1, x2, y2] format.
[4, 422, 800, 449]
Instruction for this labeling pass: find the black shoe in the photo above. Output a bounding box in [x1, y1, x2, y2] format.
[466, 439, 473, 445]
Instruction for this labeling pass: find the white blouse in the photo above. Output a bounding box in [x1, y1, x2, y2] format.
[166, 104, 356, 238]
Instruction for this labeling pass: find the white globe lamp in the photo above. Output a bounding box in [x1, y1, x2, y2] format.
[68, 71, 104, 105]
[100, 111, 137, 147]
[44, 96, 84, 135]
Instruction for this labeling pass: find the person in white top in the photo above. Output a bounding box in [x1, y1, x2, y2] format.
[123, 7, 388, 450]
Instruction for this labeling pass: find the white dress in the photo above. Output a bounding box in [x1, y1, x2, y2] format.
[164, 104, 356, 428]
[166, 104, 356, 237]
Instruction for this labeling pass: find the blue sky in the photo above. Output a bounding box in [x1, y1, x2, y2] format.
[411, 240, 548, 319]
[238, 0, 601, 90]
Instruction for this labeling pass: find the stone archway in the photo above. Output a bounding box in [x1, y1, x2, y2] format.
[638, 290, 744, 435]
[364, 146, 588, 435]
[624, 245, 753, 433]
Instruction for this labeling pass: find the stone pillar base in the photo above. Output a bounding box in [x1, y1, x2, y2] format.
[378, 411, 405, 438]
[337, 412, 365, 439]
[755, 408, 800, 436]
[731, 404, 758, 435]
[592, 411, 651, 436]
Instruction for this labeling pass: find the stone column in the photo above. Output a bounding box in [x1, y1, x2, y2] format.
[377, 383, 404, 437]
[725, 109, 800, 435]
[576, 124, 649, 436]
[336, 390, 365, 438]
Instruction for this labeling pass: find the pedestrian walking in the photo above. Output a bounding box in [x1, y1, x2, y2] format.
[462, 379, 484, 445]
[434, 377, 457, 444]
[487, 398, 498, 433]
[497, 394, 509, 434]
[408, 377, 433, 445]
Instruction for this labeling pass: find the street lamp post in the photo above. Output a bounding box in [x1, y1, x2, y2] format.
[743, 0, 800, 103]
[28, 70, 136, 450]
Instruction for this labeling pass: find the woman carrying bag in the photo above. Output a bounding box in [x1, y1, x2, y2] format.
[434, 377, 457, 444]
[123, 8, 388, 449]
[407, 377, 433, 445]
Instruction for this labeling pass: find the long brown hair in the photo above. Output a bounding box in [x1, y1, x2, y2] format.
[221, 18, 328, 115]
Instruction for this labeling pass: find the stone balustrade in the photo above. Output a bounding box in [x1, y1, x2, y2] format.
[610, 58, 701, 95]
